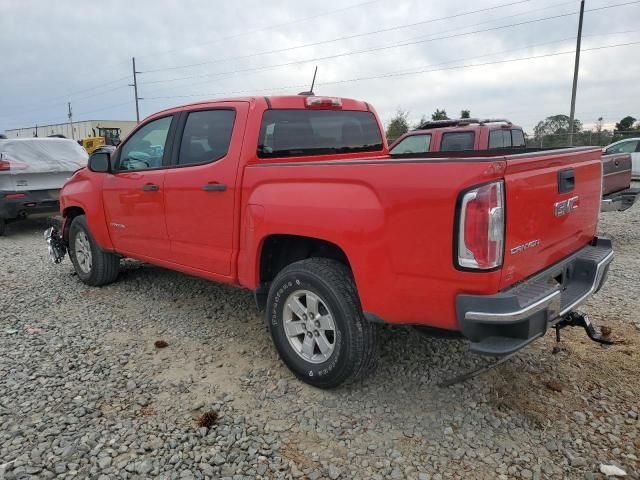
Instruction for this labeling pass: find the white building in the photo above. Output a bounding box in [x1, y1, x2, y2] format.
[4, 120, 137, 143]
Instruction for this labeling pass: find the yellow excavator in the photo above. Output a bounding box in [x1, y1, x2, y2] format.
[79, 137, 106, 154]
[79, 127, 122, 154]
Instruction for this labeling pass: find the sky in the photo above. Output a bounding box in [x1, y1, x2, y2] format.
[1, 0, 639, 135]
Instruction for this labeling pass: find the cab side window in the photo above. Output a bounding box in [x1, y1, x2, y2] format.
[118, 116, 173, 171]
[488, 130, 510, 149]
[440, 131, 475, 151]
[511, 129, 525, 147]
[390, 134, 432, 154]
[178, 109, 236, 166]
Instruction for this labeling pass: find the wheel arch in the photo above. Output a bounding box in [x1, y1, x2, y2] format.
[254, 234, 351, 310]
[62, 206, 85, 243]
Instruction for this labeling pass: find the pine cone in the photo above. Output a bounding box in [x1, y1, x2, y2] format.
[196, 410, 218, 429]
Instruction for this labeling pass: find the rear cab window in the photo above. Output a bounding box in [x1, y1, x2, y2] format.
[257, 110, 383, 158]
[390, 134, 432, 154]
[440, 131, 475, 151]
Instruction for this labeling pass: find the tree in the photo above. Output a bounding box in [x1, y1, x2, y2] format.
[460, 109, 471, 119]
[595, 117, 603, 133]
[431, 109, 449, 121]
[533, 114, 582, 146]
[615, 116, 637, 131]
[385, 109, 409, 143]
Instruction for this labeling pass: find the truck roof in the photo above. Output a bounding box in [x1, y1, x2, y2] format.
[150, 95, 372, 120]
[414, 118, 517, 130]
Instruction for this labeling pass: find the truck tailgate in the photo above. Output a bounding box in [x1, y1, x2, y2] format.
[500, 147, 602, 289]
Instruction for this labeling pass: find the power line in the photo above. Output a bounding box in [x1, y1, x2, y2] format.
[141, 40, 640, 101]
[140, 0, 639, 80]
[0, 83, 131, 121]
[7, 30, 635, 129]
[4, 0, 386, 96]
[2, 0, 538, 123]
[145, 2, 574, 92]
[5, 41, 640, 131]
[141, 0, 533, 75]
[317, 41, 640, 87]
[136, 0, 386, 60]
[140, 0, 637, 93]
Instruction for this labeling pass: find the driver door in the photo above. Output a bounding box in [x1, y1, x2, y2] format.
[102, 115, 175, 260]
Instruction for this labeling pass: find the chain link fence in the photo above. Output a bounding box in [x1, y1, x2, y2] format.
[529, 130, 640, 148]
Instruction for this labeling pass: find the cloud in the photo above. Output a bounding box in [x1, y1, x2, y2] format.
[1, 0, 639, 134]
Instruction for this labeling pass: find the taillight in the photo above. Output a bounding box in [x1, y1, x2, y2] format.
[305, 96, 342, 109]
[5, 193, 25, 199]
[457, 180, 504, 270]
[0, 160, 10, 171]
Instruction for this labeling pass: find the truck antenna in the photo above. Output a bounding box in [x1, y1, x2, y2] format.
[298, 66, 318, 96]
[309, 65, 318, 94]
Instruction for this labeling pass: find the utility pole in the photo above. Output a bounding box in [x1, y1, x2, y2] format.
[67, 102, 74, 139]
[568, 0, 585, 146]
[129, 57, 141, 123]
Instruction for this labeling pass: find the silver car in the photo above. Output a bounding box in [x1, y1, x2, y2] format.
[603, 137, 640, 179]
[0, 138, 87, 235]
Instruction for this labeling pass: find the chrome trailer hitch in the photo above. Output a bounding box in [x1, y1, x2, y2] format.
[554, 310, 614, 346]
[44, 227, 67, 264]
[439, 311, 613, 387]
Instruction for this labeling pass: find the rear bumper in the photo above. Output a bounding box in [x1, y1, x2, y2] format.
[601, 187, 640, 212]
[0, 190, 60, 221]
[456, 237, 613, 356]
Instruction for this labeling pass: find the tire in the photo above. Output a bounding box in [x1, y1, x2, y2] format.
[69, 215, 120, 286]
[0, 219, 5, 236]
[266, 258, 378, 388]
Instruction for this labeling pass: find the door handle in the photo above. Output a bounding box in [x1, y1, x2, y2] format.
[202, 183, 227, 192]
[142, 183, 160, 192]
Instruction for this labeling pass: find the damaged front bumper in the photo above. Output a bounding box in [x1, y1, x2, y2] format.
[44, 226, 67, 264]
[456, 237, 613, 356]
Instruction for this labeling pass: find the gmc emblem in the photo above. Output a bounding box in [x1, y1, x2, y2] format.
[554, 196, 580, 217]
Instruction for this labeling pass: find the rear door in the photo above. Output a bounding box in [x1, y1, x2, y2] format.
[163, 102, 248, 276]
[500, 148, 602, 288]
[605, 139, 640, 177]
[102, 115, 175, 259]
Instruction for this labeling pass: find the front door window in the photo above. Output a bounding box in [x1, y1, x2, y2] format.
[118, 116, 172, 171]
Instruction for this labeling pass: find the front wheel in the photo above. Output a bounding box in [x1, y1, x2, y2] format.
[69, 215, 120, 286]
[266, 258, 378, 388]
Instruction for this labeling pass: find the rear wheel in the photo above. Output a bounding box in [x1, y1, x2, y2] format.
[266, 258, 378, 388]
[69, 215, 120, 286]
[0, 219, 5, 236]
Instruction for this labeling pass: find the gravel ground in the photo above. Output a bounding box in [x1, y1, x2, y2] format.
[1, 196, 639, 480]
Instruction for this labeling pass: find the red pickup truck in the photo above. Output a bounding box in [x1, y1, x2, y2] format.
[46, 95, 613, 388]
[390, 118, 639, 212]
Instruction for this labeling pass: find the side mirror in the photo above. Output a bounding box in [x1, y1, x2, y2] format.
[88, 152, 111, 173]
[113, 139, 121, 147]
